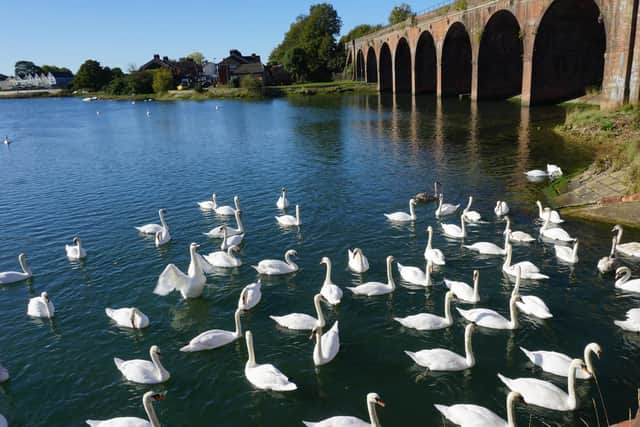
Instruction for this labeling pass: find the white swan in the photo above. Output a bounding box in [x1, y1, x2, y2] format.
[114, 345, 170, 384]
[302, 392, 385, 427]
[203, 245, 242, 268]
[424, 226, 445, 265]
[197, 193, 217, 210]
[394, 291, 454, 331]
[547, 163, 563, 178]
[405, 324, 475, 371]
[238, 281, 262, 311]
[536, 201, 564, 224]
[444, 270, 480, 303]
[204, 208, 245, 238]
[348, 248, 369, 273]
[135, 209, 168, 235]
[555, 240, 579, 264]
[615, 267, 640, 293]
[462, 196, 482, 223]
[434, 391, 523, 427]
[540, 209, 574, 243]
[219, 225, 244, 250]
[614, 308, 640, 332]
[520, 343, 601, 379]
[465, 233, 507, 255]
[0, 253, 32, 285]
[320, 257, 343, 305]
[0, 363, 8, 383]
[0, 415, 5, 427]
[277, 187, 290, 209]
[310, 321, 340, 366]
[613, 224, 640, 258]
[526, 169, 548, 178]
[435, 193, 460, 217]
[498, 358, 587, 411]
[244, 330, 297, 391]
[494, 200, 510, 217]
[502, 243, 549, 280]
[106, 307, 149, 329]
[276, 204, 301, 226]
[271, 293, 325, 330]
[384, 198, 416, 222]
[512, 267, 552, 319]
[441, 215, 466, 239]
[457, 293, 520, 330]
[65, 237, 87, 260]
[347, 255, 395, 296]
[27, 292, 55, 318]
[597, 236, 618, 273]
[154, 242, 207, 299]
[86, 391, 165, 427]
[397, 259, 433, 286]
[181, 308, 242, 352]
[213, 194, 240, 216]
[504, 217, 535, 243]
[2, 136, 10, 145]
[253, 249, 299, 275]
[154, 227, 171, 247]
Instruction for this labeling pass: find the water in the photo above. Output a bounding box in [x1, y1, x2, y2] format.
[0, 95, 639, 427]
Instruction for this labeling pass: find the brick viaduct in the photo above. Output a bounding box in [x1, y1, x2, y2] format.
[345, 0, 640, 108]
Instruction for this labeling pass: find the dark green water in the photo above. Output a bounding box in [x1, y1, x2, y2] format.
[0, 95, 638, 426]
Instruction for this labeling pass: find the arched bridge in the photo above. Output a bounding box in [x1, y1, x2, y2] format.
[346, 0, 640, 108]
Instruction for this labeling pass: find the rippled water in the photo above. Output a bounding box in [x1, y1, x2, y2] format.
[0, 96, 639, 426]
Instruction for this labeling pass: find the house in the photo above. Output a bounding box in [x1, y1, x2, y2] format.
[217, 50, 263, 85]
[139, 54, 203, 87]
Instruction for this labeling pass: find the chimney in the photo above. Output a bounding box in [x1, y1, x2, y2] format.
[153, 54, 160, 60]
[163, 56, 169, 62]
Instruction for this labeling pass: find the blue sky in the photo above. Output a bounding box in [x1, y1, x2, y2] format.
[1, 0, 434, 76]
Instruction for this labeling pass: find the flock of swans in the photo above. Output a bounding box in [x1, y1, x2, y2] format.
[1, 181, 640, 427]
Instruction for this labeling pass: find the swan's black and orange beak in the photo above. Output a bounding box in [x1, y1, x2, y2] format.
[375, 398, 385, 407]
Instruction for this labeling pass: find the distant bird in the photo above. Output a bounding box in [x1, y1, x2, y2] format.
[146, 110, 151, 117]
[27, 292, 55, 318]
[3, 136, 10, 145]
[276, 187, 290, 209]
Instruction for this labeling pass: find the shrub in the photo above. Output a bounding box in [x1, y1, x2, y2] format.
[240, 76, 263, 91]
[152, 68, 174, 93]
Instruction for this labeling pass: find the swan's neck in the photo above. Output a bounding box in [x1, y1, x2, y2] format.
[444, 294, 453, 324]
[537, 201, 543, 217]
[386, 258, 395, 290]
[512, 273, 520, 298]
[427, 229, 433, 249]
[464, 328, 475, 367]
[615, 227, 623, 245]
[424, 262, 431, 286]
[323, 261, 332, 285]
[367, 400, 382, 427]
[143, 395, 161, 427]
[503, 246, 512, 269]
[542, 212, 551, 230]
[437, 197, 443, 214]
[572, 242, 579, 259]
[246, 334, 257, 367]
[43, 298, 51, 319]
[433, 182, 438, 196]
[235, 211, 244, 233]
[19, 257, 31, 275]
[314, 296, 326, 327]
[617, 270, 631, 286]
[234, 197, 240, 211]
[508, 297, 519, 329]
[460, 216, 466, 236]
[212, 196, 218, 209]
[567, 361, 579, 409]
[295, 205, 300, 224]
[189, 246, 203, 279]
[233, 310, 242, 337]
[76, 239, 83, 254]
[585, 347, 596, 375]
[409, 202, 415, 219]
[284, 253, 298, 271]
[609, 238, 617, 257]
[472, 274, 479, 300]
[466, 197, 472, 210]
[503, 232, 509, 251]
[150, 351, 169, 379]
[159, 211, 168, 230]
[506, 394, 518, 427]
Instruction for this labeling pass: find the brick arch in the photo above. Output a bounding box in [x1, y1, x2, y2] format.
[356, 49, 365, 81]
[394, 37, 412, 93]
[379, 42, 393, 92]
[366, 46, 378, 83]
[441, 21, 472, 96]
[414, 30, 437, 94]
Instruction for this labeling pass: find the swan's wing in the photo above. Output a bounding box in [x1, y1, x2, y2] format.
[194, 253, 216, 274]
[247, 364, 297, 391]
[154, 264, 188, 296]
[627, 308, 640, 322]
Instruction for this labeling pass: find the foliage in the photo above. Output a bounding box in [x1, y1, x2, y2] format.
[187, 52, 205, 64]
[284, 47, 309, 82]
[339, 24, 384, 43]
[40, 65, 73, 75]
[105, 71, 154, 95]
[72, 60, 115, 91]
[453, 0, 468, 11]
[194, 82, 204, 93]
[389, 3, 414, 25]
[152, 68, 175, 93]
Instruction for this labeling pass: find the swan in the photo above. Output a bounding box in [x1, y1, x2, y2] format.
[114, 345, 170, 384]
[197, 193, 217, 210]
[494, 200, 510, 217]
[65, 237, 87, 260]
[614, 308, 640, 332]
[520, 343, 601, 379]
[105, 307, 149, 329]
[204, 208, 244, 238]
[536, 201, 563, 224]
[435, 193, 460, 217]
[526, 169, 548, 178]
[613, 224, 640, 258]
[0, 415, 5, 427]
[424, 225, 445, 265]
[181, 308, 242, 352]
[540, 209, 574, 242]
[238, 282, 261, 311]
[555, 240, 579, 264]
[394, 291, 454, 331]
[213, 194, 240, 216]
[434, 391, 523, 427]
[444, 270, 480, 303]
[253, 249, 299, 275]
[597, 236, 618, 273]
[502, 243, 549, 280]
[441, 215, 466, 239]
[277, 187, 290, 209]
[153, 242, 207, 299]
[397, 259, 433, 286]
[219, 225, 244, 250]
[203, 245, 242, 268]
[415, 181, 440, 203]
[320, 257, 343, 305]
[347, 255, 395, 296]
[384, 198, 416, 222]
[504, 217, 535, 243]
[512, 267, 552, 319]
[405, 324, 475, 371]
[310, 321, 340, 366]
[27, 292, 55, 318]
[0, 253, 32, 285]
[135, 209, 168, 235]
[244, 330, 297, 391]
[465, 233, 507, 255]
[498, 358, 587, 411]
[302, 392, 385, 427]
[615, 267, 640, 293]
[462, 196, 482, 223]
[457, 293, 520, 330]
[86, 391, 165, 427]
[348, 248, 369, 273]
[547, 163, 563, 178]
[0, 363, 8, 383]
[270, 293, 326, 330]
[154, 227, 171, 247]
[276, 204, 301, 226]
[3, 136, 9, 145]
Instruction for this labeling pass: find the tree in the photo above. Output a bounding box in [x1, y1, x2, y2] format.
[389, 3, 414, 25]
[152, 68, 174, 93]
[72, 60, 113, 91]
[340, 24, 384, 43]
[40, 65, 73, 75]
[187, 52, 205, 64]
[285, 47, 308, 81]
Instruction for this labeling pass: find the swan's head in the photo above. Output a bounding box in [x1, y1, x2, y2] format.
[612, 224, 622, 233]
[281, 187, 286, 193]
[427, 260, 434, 273]
[309, 325, 322, 340]
[468, 195, 473, 203]
[615, 267, 630, 279]
[19, 253, 26, 263]
[41, 291, 49, 301]
[190, 242, 200, 251]
[439, 193, 444, 201]
[366, 393, 385, 408]
[212, 194, 218, 201]
[150, 345, 161, 357]
[234, 195, 239, 203]
[427, 225, 433, 234]
[588, 343, 603, 359]
[143, 391, 166, 402]
[409, 198, 416, 206]
[230, 245, 241, 253]
[473, 270, 479, 281]
[386, 255, 395, 263]
[507, 391, 525, 405]
[320, 256, 330, 265]
[73, 237, 80, 244]
[285, 249, 298, 258]
[159, 208, 166, 214]
[572, 358, 588, 375]
[536, 200, 542, 207]
[445, 290, 455, 302]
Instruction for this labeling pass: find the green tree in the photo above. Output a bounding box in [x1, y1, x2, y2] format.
[187, 52, 205, 64]
[285, 47, 309, 81]
[40, 65, 73, 75]
[72, 60, 113, 91]
[152, 68, 174, 93]
[389, 3, 414, 25]
[339, 24, 384, 43]
[128, 71, 154, 94]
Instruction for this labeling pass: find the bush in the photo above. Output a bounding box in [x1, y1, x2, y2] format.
[152, 68, 174, 93]
[194, 83, 204, 93]
[240, 76, 263, 90]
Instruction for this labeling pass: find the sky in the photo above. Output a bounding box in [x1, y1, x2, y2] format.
[1, 0, 435, 76]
